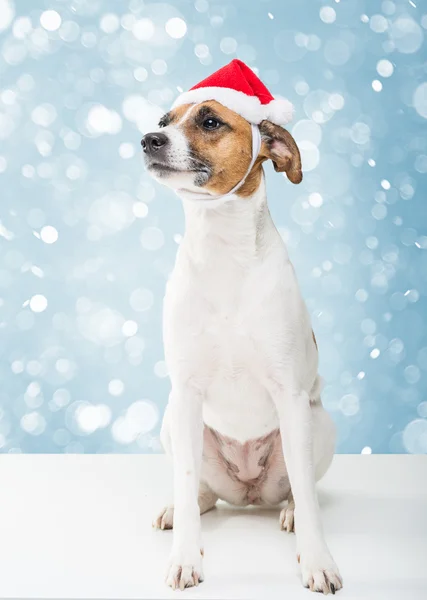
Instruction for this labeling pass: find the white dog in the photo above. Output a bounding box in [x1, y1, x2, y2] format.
[142, 62, 343, 595]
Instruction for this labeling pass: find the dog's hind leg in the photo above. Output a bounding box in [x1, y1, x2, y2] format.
[312, 401, 336, 482]
[159, 402, 173, 457]
[153, 481, 218, 530]
[279, 490, 295, 533]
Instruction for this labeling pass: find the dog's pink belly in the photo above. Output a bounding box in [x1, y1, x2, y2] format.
[202, 425, 290, 506]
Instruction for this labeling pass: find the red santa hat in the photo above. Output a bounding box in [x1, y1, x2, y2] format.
[171, 59, 294, 127]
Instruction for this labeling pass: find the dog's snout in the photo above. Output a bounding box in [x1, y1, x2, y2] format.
[141, 132, 168, 153]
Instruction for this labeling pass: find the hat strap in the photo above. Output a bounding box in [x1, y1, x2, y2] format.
[179, 123, 262, 205]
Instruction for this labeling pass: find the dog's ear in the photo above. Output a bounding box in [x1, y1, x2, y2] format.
[258, 120, 302, 184]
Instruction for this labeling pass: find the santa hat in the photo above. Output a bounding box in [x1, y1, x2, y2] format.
[171, 59, 294, 127]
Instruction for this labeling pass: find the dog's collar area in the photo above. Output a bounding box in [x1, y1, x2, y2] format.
[178, 122, 262, 205]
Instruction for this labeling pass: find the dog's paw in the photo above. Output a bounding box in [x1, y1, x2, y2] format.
[165, 549, 204, 590]
[299, 548, 343, 594]
[152, 506, 174, 530]
[279, 505, 294, 533]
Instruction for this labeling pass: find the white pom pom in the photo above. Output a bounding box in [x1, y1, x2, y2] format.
[263, 96, 295, 126]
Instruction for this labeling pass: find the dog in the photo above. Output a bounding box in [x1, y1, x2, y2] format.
[141, 85, 343, 594]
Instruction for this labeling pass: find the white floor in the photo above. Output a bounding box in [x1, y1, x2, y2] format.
[0, 455, 425, 599]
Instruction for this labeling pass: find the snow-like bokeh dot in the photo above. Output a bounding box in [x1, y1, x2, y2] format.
[132, 18, 155, 41]
[111, 400, 158, 444]
[340, 394, 360, 416]
[295, 80, 309, 95]
[40, 225, 58, 244]
[88, 192, 134, 236]
[319, 7, 336, 24]
[122, 320, 138, 337]
[53, 429, 71, 447]
[85, 104, 122, 136]
[377, 59, 394, 78]
[154, 360, 169, 378]
[372, 204, 387, 220]
[329, 93, 344, 110]
[292, 119, 322, 146]
[79, 403, 111, 433]
[59, 20, 80, 42]
[403, 419, 427, 454]
[77, 305, 125, 347]
[0, 0, 15, 33]
[40, 10, 62, 32]
[309, 193, 323, 208]
[220, 37, 237, 54]
[151, 59, 167, 75]
[100, 13, 120, 34]
[390, 17, 423, 54]
[52, 389, 71, 409]
[404, 365, 420, 385]
[133, 202, 148, 218]
[122, 94, 163, 133]
[29, 294, 48, 313]
[165, 17, 187, 39]
[413, 83, 427, 119]
[111, 417, 136, 444]
[67, 401, 111, 435]
[298, 141, 320, 171]
[129, 288, 154, 312]
[11, 360, 24, 374]
[134, 67, 148, 82]
[119, 143, 135, 159]
[31, 104, 57, 127]
[13, 16, 32, 39]
[324, 39, 350, 66]
[127, 400, 158, 434]
[108, 379, 124, 396]
[21, 411, 46, 435]
[140, 226, 164, 251]
[370, 14, 388, 33]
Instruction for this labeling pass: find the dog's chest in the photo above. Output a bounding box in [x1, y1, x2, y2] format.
[202, 315, 279, 440]
[166, 261, 276, 374]
[165, 265, 282, 440]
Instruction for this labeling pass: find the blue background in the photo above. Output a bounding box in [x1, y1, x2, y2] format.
[0, 0, 426, 454]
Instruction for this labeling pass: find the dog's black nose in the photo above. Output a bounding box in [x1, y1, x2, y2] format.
[141, 132, 168, 153]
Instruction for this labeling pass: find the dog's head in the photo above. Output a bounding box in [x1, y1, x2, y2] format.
[141, 100, 302, 198]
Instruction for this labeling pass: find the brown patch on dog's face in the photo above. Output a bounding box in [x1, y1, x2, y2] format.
[176, 100, 255, 195]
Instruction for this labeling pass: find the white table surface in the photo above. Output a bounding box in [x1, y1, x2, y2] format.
[0, 455, 425, 600]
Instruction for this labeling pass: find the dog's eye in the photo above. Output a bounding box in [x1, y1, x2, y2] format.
[202, 118, 221, 130]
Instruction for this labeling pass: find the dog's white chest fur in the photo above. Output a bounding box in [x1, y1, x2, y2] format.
[163, 179, 318, 442]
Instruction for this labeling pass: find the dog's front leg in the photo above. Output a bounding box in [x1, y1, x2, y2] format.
[273, 384, 343, 594]
[165, 387, 204, 590]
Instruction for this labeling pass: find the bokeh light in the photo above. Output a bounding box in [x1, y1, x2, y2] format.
[0, 0, 426, 455]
